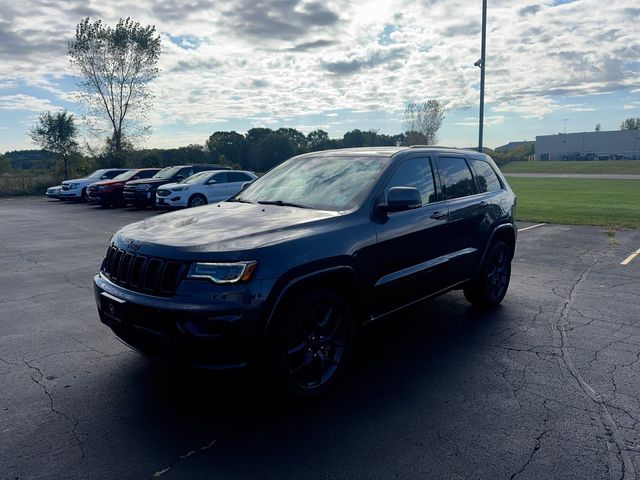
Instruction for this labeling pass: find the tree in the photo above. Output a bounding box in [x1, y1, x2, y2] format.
[595, 123, 601, 132]
[403, 100, 445, 145]
[257, 134, 294, 171]
[68, 17, 161, 166]
[275, 128, 308, 154]
[620, 118, 640, 130]
[29, 111, 79, 179]
[0, 154, 10, 173]
[206, 131, 247, 166]
[342, 129, 365, 148]
[307, 129, 330, 151]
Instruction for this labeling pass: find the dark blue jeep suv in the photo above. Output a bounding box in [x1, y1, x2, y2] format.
[94, 147, 517, 397]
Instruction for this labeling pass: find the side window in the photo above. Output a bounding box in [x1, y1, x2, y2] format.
[212, 172, 228, 183]
[228, 172, 251, 182]
[468, 159, 503, 193]
[104, 170, 122, 179]
[139, 170, 157, 179]
[178, 168, 193, 178]
[385, 157, 436, 205]
[438, 157, 476, 200]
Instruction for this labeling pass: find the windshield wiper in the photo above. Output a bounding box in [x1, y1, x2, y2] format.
[257, 200, 310, 209]
[227, 197, 254, 204]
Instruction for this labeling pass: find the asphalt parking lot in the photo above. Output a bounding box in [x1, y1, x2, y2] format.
[1, 197, 640, 480]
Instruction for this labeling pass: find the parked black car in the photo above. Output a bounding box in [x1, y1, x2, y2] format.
[123, 164, 230, 208]
[95, 147, 517, 397]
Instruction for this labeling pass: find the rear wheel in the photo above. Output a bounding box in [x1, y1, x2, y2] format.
[188, 194, 207, 208]
[269, 290, 355, 398]
[463, 240, 511, 307]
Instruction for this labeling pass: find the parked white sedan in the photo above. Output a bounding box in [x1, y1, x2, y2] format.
[155, 170, 257, 208]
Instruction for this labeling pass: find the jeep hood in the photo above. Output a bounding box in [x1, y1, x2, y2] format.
[114, 201, 342, 255]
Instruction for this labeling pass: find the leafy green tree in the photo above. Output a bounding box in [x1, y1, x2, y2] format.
[29, 111, 79, 179]
[275, 128, 308, 154]
[245, 128, 274, 170]
[307, 129, 330, 151]
[620, 118, 640, 130]
[68, 17, 161, 166]
[403, 99, 445, 145]
[257, 134, 294, 171]
[0, 154, 10, 173]
[342, 129, 365, 148]
[206, 131, 247, 167]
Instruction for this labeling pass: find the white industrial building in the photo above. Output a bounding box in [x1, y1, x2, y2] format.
[535, 129, 640, 161]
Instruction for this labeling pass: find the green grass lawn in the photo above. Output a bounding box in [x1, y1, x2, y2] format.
[509, 177, 640, 229]
[501, 160, 640, 175]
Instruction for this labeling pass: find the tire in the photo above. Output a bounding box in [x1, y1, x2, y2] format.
[463, 240, 511, 308]
[267, 289, 355, 398]
[188, 194, 207, 208]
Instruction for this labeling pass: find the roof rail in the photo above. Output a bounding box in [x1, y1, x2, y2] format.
[407, 145, 478, 150]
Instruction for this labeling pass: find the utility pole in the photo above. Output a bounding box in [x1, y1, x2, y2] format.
[563, 119, 568, 134]
[477, 0, 487, 153]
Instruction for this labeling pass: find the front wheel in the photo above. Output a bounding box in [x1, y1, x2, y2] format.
[269, 290, 355, 398]
[188, 194, 207, 208]
[463, 241, 511, 307]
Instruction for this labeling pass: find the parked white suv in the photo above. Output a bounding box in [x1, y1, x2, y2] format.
[60, 169, 129, 201]
[156, 170, 257, 208]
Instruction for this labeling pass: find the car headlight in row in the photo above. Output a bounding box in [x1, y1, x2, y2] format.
[136, 184, 151, 191]
[188, 261, 257, 284]
[68, 183, 79, 189]
[171, 186, 189, 191]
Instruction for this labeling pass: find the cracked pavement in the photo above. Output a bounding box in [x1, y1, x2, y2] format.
[1, 197, 639, 480]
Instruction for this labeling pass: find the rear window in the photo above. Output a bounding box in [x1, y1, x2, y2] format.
[438, 157, 476, 199]
[228, 172, 253, 182]
[468, 159, 502, 193]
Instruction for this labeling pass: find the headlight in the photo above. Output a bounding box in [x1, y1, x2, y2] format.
[172, 186, 189, 191]
[97, 185, 107, 190]
[136, 184, 150, 191]
[69, 183, 78, 189]
[188, 261, 258, 284]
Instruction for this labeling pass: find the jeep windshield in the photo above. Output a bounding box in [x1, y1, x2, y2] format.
[233, 155, 389, 211]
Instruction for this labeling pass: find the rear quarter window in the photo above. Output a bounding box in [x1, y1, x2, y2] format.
[468, 159, 503, 193]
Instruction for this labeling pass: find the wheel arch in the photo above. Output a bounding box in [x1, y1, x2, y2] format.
[475, 223, 516, 275]
[262, 266, 366, 337]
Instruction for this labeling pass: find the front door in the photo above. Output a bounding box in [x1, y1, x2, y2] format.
[368, 155, 451, 317]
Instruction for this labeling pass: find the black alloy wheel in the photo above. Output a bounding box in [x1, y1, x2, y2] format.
[275, 290, 354, 397]
[463, 240, 511, 307]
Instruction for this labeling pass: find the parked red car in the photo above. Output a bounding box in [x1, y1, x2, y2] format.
[87, 168, 161, 207]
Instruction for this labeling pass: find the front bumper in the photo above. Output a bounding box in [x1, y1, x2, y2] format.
[156, 193, 187, 207]
[94, 273, 268, 369]
[124, 189, 155, 206]
[59, 188, 82, 199]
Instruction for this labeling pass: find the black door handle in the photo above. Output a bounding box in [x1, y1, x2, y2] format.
[478, 201, 488, 207]
[431, 211, 447, 220]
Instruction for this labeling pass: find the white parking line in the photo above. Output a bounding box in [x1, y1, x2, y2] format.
[621, 248, 640, 266]
[518, 223, 547, 232]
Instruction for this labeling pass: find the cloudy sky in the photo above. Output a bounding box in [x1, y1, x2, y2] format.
[0, 0, 639, 153]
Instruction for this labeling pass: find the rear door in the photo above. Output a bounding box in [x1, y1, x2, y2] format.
[435, 155, 485, 283]
[369, 155, 451, 316]
[204, 172, 230, 202]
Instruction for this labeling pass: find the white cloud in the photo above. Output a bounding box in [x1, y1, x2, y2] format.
[0, 94, 59, 111]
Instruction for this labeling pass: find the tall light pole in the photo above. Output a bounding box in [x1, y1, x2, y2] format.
[477, 0, 487, 153]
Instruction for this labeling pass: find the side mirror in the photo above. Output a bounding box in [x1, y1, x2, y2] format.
[378, 187, 422, 214]
[206, 179, 217, 185]
[240, 182, 251, 190]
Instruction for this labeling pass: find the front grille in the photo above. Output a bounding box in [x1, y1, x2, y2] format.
[62, 185, 70, 191]
[87, 186, 98, 196]
[101, 246, 188, 297]
[124, 185, 137, 192]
